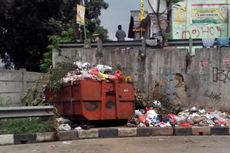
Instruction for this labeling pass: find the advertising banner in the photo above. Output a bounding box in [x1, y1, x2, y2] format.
[76, 4, 85, 25]
[192, 4, 228, 23]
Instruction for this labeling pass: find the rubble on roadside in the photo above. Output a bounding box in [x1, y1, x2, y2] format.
[127, 101, 230, 128]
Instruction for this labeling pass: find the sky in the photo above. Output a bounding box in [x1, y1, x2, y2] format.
[100, 0, 149, 40]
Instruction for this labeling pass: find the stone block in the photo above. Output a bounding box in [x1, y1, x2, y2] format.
[152, 127, 173, 136]
[78, 129, 98, 138]
[174, 128, 192, 136]
[36, 132, 57, 142]
[0, 134, 14, 145]
[192, 127, 211, 135]
[98, 128, 118, 138]
[57, 130, 78, 141]
[118, 128, 137, 137]
[211, 127, 229, 135]
[14, 134, 36, 144]
[137, 128, 152, 137]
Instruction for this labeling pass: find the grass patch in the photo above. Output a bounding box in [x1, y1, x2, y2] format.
[0, 117, 56, 134]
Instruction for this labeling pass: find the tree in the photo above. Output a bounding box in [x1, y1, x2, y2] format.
[0, 0, 63, 71]
[40, 22, 75, 72]
[93, 26, 109, 41]
[0, 0, 108, 71]
[40, 0, 109, 72]
[84, 0, 108, 37]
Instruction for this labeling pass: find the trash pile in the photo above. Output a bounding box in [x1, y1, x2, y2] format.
[56, 117, 91, 131]
[127, 101, 230, 128]
[61, 62, 125, 84]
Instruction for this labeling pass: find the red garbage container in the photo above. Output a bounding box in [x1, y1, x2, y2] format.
[52, 79, 135, 121]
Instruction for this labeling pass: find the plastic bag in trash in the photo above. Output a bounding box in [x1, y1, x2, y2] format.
[74, 61, 91, 70]
[108, 74, 118, 80]
[97, 72, 109, 80]
[88, 67, 99, 76]
[135, 110, 143, 117]
[58, 123, 71, 131]
[146, 109, 158, 119]
[81, 62, 91, 70]
[56, 117, 71, 124]
[114, 70, 122, 80]
[138, 115, 146, 123]
[96, 64, 112, 73]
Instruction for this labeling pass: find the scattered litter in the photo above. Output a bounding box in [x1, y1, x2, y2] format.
[62, 141, 72, 145]
[58, 123, 71, 131]
[127, 102, 230, 128]
[158, 138, 164, 142]
[56, 117, 71, 124]
[74, 126, 82, 131]
[48, 145, 56, 150]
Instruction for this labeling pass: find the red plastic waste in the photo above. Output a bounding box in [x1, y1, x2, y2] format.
[179, 122, 191, 128]
[138, 115, 146, 123]
[50, 79, 135, 121]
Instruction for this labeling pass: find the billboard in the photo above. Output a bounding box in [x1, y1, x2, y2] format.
[172, 1, 229, 39]
[192, 4, 228, 24]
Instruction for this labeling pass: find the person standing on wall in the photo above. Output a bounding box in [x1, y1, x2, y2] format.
[115, 25, 126, 41]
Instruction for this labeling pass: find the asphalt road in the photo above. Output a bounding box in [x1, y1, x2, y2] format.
[0, 136, 230, 153]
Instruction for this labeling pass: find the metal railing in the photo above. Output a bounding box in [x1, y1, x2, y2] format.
[58, 38, 230, 49]
[0, 106, 54, 119]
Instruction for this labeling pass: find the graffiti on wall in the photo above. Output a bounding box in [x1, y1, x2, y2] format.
[179, 25, 224, 39]
[223, 58, 230, 65]
[213, 67, 230, 83]
[204, 90, 221, 101]
[200, 60, 209, 68]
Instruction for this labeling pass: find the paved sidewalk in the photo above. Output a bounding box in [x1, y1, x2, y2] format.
[0, 136, 230, 153]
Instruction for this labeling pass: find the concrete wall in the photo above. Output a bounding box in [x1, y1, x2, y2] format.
[0, 70, 44, 106]
[55, 45, 230, 109]
[187, 48, 230, 108]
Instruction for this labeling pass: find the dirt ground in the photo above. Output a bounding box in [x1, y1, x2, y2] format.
[0, 136, 230, 153]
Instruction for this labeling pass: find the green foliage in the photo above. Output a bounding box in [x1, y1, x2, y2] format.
[0, 117, 55, 134]
[40, 23, 75, 72]
[93, 26, 109, 41]
[46, 62, 75, 92]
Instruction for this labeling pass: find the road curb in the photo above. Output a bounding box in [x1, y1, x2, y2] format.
[174, 127, 193, 136]
[78, 129, 99, 139]
[14, 134, 36, 144]
[0, 127, 230, 145]
[0, 134, 14, 145]
[192, 127, 211, 135]
[210, 127, 229, 135]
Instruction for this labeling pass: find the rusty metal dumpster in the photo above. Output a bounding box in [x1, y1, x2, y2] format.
[52, 79, 135, 121]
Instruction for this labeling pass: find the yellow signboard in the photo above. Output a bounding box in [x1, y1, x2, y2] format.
[76, 4, 85, 25]
[139, 0, 145, 21]
[192, 4, 228, 23]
